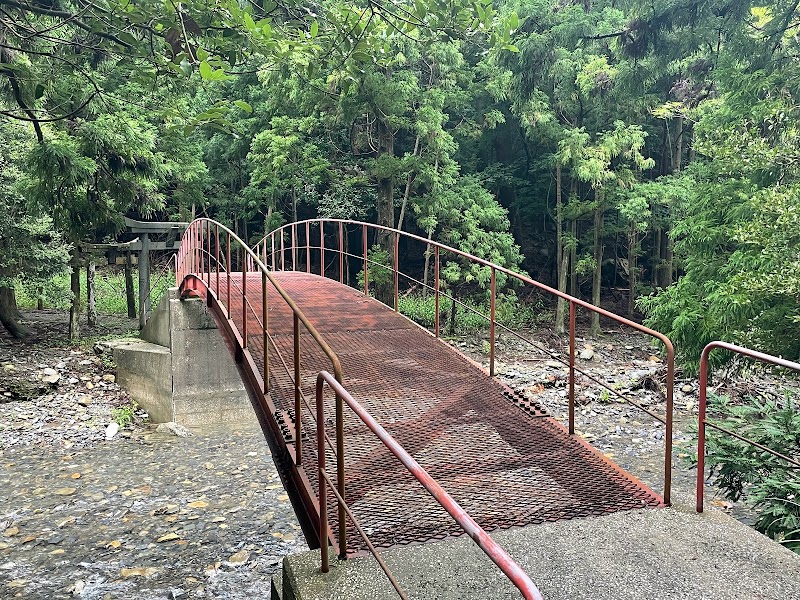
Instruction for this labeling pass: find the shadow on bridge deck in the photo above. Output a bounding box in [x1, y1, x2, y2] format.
[220, 271, 662, 556]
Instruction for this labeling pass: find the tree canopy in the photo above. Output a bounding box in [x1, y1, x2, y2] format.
[1, 0, 798, 371]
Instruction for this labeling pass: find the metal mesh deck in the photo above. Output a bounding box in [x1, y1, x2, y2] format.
[223, 271, 662, 554]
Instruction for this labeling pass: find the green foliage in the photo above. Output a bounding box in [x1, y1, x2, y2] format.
[419, 175, 524, 293]
[0, 121, 69, 289]
[704, 393, 800, 551]
[3, 0, 800, 388]
[356, 245, 392, 292]
[640, 91, 800, 371]
[398, 292, 538, 334]
[15, 269, 170, 316]
[112, 401, 138, 428]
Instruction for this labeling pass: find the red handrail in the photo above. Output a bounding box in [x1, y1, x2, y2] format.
[257, 218, 675, 505]
[696, 341, 800, 513]
[316, 370, 544, 600]
[175, 218, 542, 598]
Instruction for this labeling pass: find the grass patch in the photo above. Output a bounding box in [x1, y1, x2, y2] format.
[15, 267, 172, 315]
[112, 401, 138, 428]
[398, 292, 542, 334]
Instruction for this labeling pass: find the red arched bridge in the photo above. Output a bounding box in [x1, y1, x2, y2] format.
[176, 218, 677, 599]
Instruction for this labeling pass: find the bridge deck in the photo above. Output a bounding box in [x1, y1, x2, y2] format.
[226, 272, 661, 555]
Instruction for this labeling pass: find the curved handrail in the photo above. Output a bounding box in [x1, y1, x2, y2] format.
[696, 341, 800, 513]
[316, 371, 543, 600]
[256, 218, 675, 505]
[177, 219, 541, 597]
[177, 218, 343, 382]
[176, 217, 349, 556]
[255, 218, 674, 347]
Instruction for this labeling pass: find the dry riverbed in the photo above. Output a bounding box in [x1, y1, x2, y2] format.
[0, 311, 306, 599]
[0, 308, 788, 598]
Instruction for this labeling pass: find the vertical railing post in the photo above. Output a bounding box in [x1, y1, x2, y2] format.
[569, 301, 576, 435]
[490, 268, 496, 377]
[696, 353, 709, 513]
[320, 222, 325, 278]
[191, 222, 196, 275]
[338, 222, 344, 284]
[242, 249, 247, 348]
[293, 313, 302, 466]
[268, 270, 269, 394]
[393, 231, 399, 312]
[226, 234, 231, 318]
[434, 246, 440, 338]
[664, 348, 675, 506]
[362, 224, 368, 296]
[306, 221, 311, 273]
[280, 230, 285, 271]
[292, 223, 297, 270]
[335, 384, 346, 559]
[316, 380, 329, 573]
[208, 221, 213, 290]
[192, 222, 196, 274]
[215, 224, 220, 296]
[271, 233, 276, 271]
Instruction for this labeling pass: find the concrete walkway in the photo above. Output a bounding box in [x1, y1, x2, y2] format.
[281, 495, 800, 600]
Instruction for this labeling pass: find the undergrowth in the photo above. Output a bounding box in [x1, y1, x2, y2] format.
[15, 269, 171, 316]
[703, 393, 800, 552]
[398, 292, 543, 334]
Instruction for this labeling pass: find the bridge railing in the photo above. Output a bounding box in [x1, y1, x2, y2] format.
[176, 218, 541, 598]
[255, 218, 676, 504]
[696, 341, 800, 513]
[176, 219, 347, 528]
[315, 370, 544, 600]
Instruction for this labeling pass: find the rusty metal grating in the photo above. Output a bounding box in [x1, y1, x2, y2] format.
[221, 271, 663, 555]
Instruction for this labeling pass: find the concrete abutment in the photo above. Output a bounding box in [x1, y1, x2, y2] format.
[111, 288, 255, 429]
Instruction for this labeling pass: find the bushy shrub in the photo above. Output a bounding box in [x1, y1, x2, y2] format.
[703, 393, 800, 552]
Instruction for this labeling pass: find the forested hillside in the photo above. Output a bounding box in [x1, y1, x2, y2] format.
[1, 0, 798, 369]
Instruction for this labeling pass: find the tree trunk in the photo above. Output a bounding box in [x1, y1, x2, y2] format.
[422, 229, 434, 297]
[448, 293, 457, 336]
[569, 219, 577, 297]
[397, 134, 420, 232]
[0, 283, 27, 338]
[374, 116, 395, 306]
[660, 121, 670, 176]
[628, 225, 637, 318]
[87, 261, 97, 327]
[69, 250, 81, 341]
[652, 227, 662, 287]
[590, 192, 603, 337]
[37, 286, 43, 310]
[554, 164, 567, 333]
[569, 178, 578, 298]
[555, 251, 570, 335]
[663, 232, 674, 288]
[125, 249, 136, 319]
[673, 116, 684, 173]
